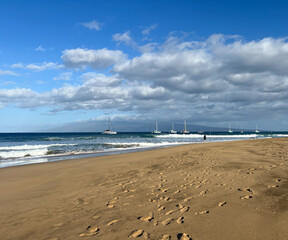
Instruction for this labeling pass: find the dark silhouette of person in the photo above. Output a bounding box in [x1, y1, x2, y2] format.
[203, 135, 206, 142]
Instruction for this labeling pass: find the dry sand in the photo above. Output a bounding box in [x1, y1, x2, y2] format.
[0, 138, 288, 240]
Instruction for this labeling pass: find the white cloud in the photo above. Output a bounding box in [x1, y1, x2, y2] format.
[113, 31, 136, 47]
[0, 69, 18, 76]
[139, 43, 158, 53]
[61, 48, 127, 69]
[142, 24, 157, 35]
[11, 63, 24, 68]
[53, 72, 73, 81]
[35, 46, 46, 51]
[81, 20, 102, 30]
[1, 81, 16, 85]
[3, 34, 288, 127]
[11, 62, 62, 71]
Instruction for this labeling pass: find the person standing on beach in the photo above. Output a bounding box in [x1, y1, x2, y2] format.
[203, 135, 206, 142]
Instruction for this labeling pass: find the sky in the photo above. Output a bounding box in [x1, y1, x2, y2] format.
[1, 0, 288, 132]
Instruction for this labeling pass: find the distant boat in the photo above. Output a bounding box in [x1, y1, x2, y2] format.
[169, 122, 177, 134]
[240, 124, 244, 133]
[228, 123, 233, 133]
[152, 121, 161, 134]
[102, 118, 117, 135]
[181, 120, 189, 134]
[255, 125, 260, 133]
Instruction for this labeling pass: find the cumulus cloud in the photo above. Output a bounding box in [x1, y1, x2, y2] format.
[81, 20, 102, 30]
[62, 48, 127, 69]
[3, 34, 288, 127]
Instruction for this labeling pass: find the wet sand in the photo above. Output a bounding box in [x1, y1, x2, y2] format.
[0, 138, 288, 240]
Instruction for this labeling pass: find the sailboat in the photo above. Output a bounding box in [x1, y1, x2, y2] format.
[181, 120, 189, 134]
[240, 124, 244, 133]
[169, 122, 177, 134]
[102, 118, 117, 135]
[152, 121, 161, 134]
[255, 125, 260, 133]
[228, 123, 233, 133]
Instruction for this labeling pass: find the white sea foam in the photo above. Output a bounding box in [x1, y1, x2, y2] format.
[155, 134, 204, 138]
[0, 158, 49, 168]
[205, 134, 258, 138]
[155, 134, 258, 138]
[105, 141, 191, 151]
[0, 144, 76, 159]
[0, 143, 74, 151]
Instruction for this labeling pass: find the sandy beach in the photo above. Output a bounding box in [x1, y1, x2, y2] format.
[0, 138, 287, 240]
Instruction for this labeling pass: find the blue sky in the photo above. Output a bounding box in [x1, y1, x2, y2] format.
[1, 0, 288, 132]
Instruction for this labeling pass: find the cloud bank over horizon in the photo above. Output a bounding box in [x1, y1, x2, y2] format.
[1, 33, 288, 130]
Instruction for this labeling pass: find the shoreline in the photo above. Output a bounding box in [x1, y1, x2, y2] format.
[1, 138, 288, 239]
[0, 137, 271, 169]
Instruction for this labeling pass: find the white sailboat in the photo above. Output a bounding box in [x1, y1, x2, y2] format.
[152, 121, 161, 134]
[255, 125, 260, 133]
[169, 122, 177, 134]
[228, 123, 233, 133]
[240, 124, 244, 133]
[102, 118, 117, 135]
[181, 120, 189, 134]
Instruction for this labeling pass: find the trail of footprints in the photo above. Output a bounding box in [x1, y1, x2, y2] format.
[76, 153, 285, 239]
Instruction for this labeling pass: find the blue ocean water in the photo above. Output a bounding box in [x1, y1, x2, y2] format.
[0, 131, 287, 168]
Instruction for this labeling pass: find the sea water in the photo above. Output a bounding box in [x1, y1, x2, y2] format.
[0, 132, 287, 168]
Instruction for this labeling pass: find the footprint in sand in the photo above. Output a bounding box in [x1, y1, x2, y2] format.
[194, 210, 209, 215]
[138, 212, 154, 222]
[166, 209, 178, 215]
[237, 188, 253, 193]
[160, 196, 171, 201]
[240, 195, 253, 200]
[107, 203, 115, 208]
[79, 226, 100, 237]
[129, 230, 150, 239]
[161, 218, 174, 225]
[218, 201, 227, 207]
[177, 233, 192, 240]
[159, 235, 171, 240]
[107, 219, 121, 226]
[161, 188, 169, 193]
[183, 196, 193, 202]
[199, 189, 209, 196]
[177, 216, 184, 224]
[157, 205, 166, 212]
[129, 229, 144, 238]
[177, 204, 190, 213]
[267, 185, 279, 188]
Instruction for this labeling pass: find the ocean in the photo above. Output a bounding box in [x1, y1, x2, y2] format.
[0, 131, 287, 168]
